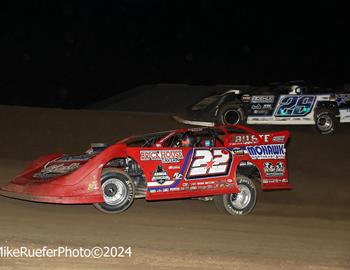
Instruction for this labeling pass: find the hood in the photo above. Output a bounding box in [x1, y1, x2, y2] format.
[32, 155, 90, 179]
[24, 143, 109, 180]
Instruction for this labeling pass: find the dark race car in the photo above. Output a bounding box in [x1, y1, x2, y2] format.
[0, 125, 291, 216]
[174, 83, 350, 134]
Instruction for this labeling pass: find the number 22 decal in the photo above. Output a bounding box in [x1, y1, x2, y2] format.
[186, 148, 232, 179]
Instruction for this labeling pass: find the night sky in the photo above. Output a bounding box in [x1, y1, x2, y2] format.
[1, 1, 347, 108]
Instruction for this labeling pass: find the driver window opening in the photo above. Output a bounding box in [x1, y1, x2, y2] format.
[163, 131, 217, 148]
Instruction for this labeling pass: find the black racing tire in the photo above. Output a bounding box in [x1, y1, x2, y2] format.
[93, 168, 135, 214]
[314, 109, 338, 135]
[214, 175, 257, 216]
[216, 102, 246, 125]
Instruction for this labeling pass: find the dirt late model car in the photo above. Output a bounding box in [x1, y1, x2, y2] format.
[174, 84, 350, 134]
[0, 125, 291, 215]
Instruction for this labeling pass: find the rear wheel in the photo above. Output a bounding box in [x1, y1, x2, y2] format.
[314, 109, 338, 135]
[216, 102, 246, 125]
[214, 175, 257, 215]
[94, 169, 135, 214]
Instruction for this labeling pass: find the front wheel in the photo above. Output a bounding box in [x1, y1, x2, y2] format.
[214, 175, 257, 215]
[94, 168, 135, 214]
[314, 109, 338, 135]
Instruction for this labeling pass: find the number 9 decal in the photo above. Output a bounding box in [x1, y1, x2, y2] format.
[186, 148, 233, 179]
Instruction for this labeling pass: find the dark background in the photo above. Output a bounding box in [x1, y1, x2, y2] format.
[0, 1, 347, 108]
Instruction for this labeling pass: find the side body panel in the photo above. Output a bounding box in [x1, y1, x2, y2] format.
[126, 129, 291, 201]
[246, 94, 334, 125]
[127, 147, 240, 201]
[226, 131, 291, 190]
[337, 93, 350, 123]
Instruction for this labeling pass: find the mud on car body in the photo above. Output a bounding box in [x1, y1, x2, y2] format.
[174, 83, 350, 134]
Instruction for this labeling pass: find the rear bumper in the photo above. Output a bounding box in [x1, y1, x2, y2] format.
[0, 188, 104, 204]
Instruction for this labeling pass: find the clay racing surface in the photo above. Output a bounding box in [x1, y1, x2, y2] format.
[0, 106, 349, 270]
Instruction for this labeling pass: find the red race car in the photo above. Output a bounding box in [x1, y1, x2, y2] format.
[0, 125, 291, 215]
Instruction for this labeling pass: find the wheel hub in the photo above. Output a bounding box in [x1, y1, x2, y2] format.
[102, 178, 127, 205]
[223, 110, 240, 125]
[317, 115, 332, 131]
[230, 184, 251, 209]
[104, 183, 117, 197]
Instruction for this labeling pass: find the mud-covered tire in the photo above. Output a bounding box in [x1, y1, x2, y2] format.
[314, 109, 338, 135]
[93, 168, 135, 214]
[214, 175, 257, 215]
[216, 102, 246, 125]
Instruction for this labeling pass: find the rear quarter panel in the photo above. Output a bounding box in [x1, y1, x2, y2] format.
[225, 131, 291, 190]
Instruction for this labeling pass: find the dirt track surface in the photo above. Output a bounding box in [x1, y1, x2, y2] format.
[0, 106, 349, 269]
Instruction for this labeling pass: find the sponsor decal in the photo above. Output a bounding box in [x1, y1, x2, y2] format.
[238, 161, 254, 167]
[336, 94, 350, 106]
[251, 96, 275, 103]
[251, 104, 272, 110]
[58, 155, 91, 162]
[263, 104, 273, 109]
[272, 135, 285, 143]
[230, 147, 246, 155]
[186, 148, 233, 179]
[140, 150, 184, 163]
[251, 104, 262, 110]
[264, 162, 275, 174]
[147, 149, 193, 189]
[147, 167, 179, 187]
[275, 162, 285, 173]
[263, 161, 285, 176]
[172, 172, 183, 180]
[253, 110, 268, 114]
[247, 144, 285, 159]
[168, 165, 180, 170]
[87, 180, 99, 192]
[251, 102, 273, 114]
[33, 162, 80, 178]
[151, 166, 170, 184]
[233, 134, 270, 144]
[241, 94, 251, 102]
[262, 178, 288, 184]
[169, 179, 235, 192]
